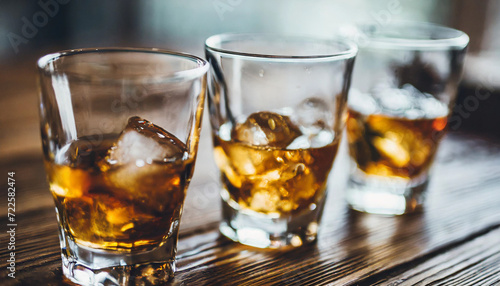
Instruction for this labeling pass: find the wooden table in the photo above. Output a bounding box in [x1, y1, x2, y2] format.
[1, 62, 500, 286]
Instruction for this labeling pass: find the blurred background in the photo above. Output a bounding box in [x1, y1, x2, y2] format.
[0, 0, 499, 172]
[0, 2, 498, 283]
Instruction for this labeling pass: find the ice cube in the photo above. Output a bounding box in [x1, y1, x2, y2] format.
[286, 169, 316, 202]
[287, 130, 335, 150]
[372, 84, 413, 115]
[294, 98, 332, 133]
[248, 161, 317, 213]
[287, 135, 312, 149]
[249, 188, 282, 214]
[401, 84, 448, 119]
[286, 98, 337, 150]
[372, 136, 411, 168]
[226, 143, 277, 176]
[106, 116, 186, 166]
[368, 84, 448, 120]
[401, 83, 429, 98]
[232, 112, 301, 148]
[90, 194, 158, 239]
[104, 162, 184, 211]
[419, 98, 448, 119]
[100, 116, 187, 212]
[348, 89, 379, 115]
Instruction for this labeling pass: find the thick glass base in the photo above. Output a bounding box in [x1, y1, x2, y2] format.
[346, 170, 428, 215]
[62, 255, 174, 286]
[60, 240, 176, 286]
[219, 190, 326, 249]
[56, 213, 180, 286]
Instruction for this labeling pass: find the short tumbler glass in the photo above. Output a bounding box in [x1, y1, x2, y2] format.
[205, 34, 357, 248]
[38, 48, 208, 285]
[344, 22, 469, 215]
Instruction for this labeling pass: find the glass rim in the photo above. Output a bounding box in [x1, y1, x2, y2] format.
[352, 21, 469, 50]
[37, 47, 210, 81]
[205, 33, 358, 61]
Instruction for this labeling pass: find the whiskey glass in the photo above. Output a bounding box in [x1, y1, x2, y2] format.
[37, 48, 208, 285]
[344, 22, 469, 215]
[205, 34, 357, 248]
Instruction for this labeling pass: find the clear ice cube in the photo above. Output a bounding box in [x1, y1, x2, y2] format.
[400, 84, 448, 119]
[372, 83, 414, 115]
[294, 97, 332, 133]
[232, 112, 302, 148]
[287, 98, 336, 150]
[106, 116, 186, 166]
[100, 116, 187, 212]
[348, 89, 379, 115]
[351, 84, 448, 120]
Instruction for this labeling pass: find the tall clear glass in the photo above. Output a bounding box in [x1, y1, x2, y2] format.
[37, 48, 208, 284]
[343, 22, 469, 215]
[205, 34, 357, 248]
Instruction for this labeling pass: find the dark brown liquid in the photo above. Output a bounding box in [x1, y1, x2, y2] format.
[213, 114, 339, 216]
[346, 108, 447, 179]
[46, 136, 192, 252]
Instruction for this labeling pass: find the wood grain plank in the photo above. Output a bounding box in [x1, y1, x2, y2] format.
[369, 228, 500, 286]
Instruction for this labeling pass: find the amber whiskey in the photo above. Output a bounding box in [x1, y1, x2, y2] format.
[213, 112, 339, 217]
[45, 117, 192, 252]
[346, 108, 447, 179]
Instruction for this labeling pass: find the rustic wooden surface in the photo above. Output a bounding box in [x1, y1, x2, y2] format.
[1, 62, 500, 286]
